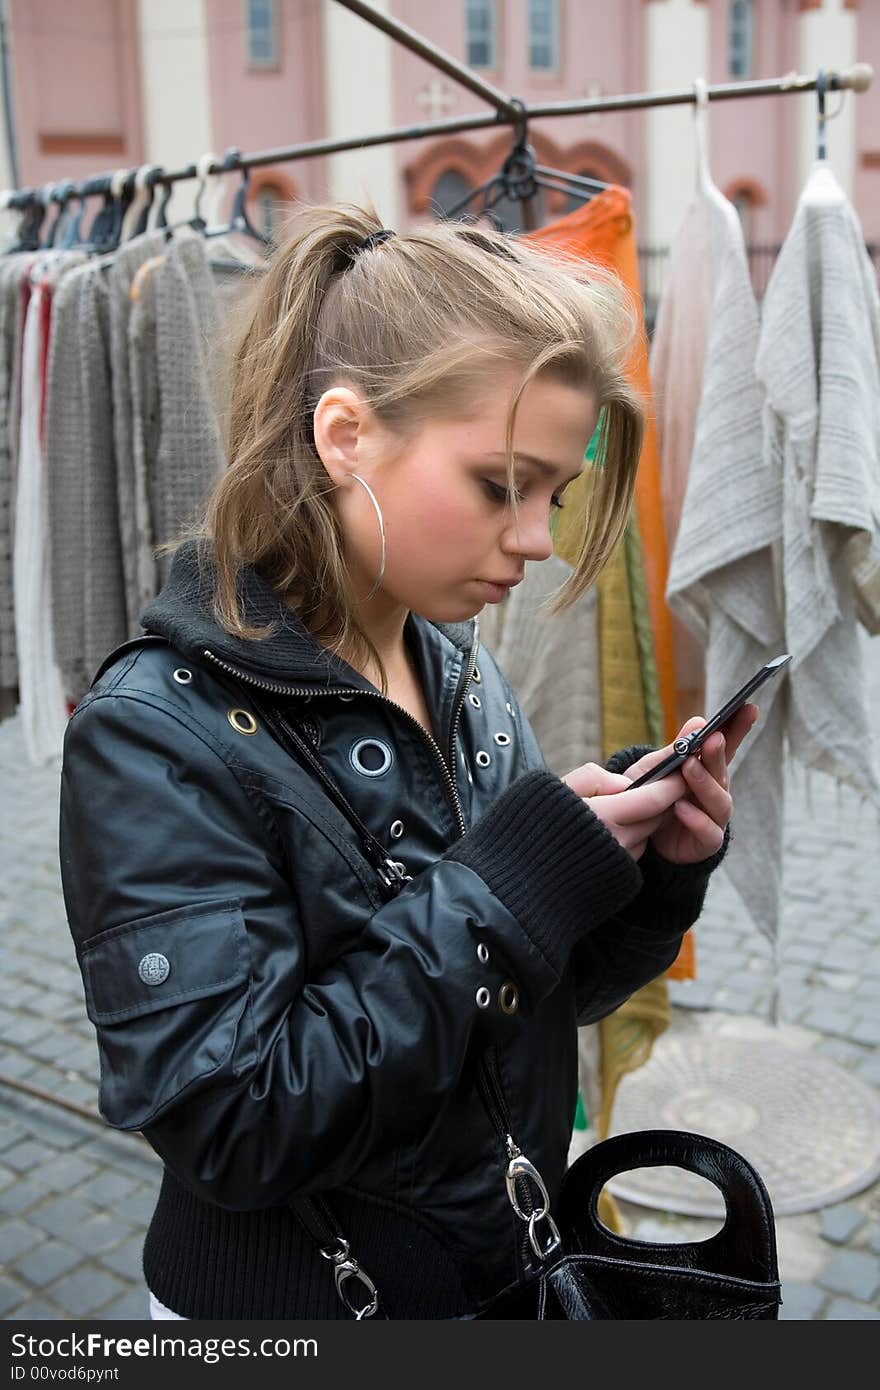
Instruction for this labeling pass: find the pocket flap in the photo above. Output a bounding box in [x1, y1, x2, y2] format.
[80, 898, 248, 1024]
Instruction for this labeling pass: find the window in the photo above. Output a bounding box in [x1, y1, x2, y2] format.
[529, 0, 559, 73]
[429, 170, 474, 220]
[247, 0, 278, 68]
[728, 0, 754, 80]
[465, 0, 496, 70]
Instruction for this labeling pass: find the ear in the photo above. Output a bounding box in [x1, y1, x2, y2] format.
[312, 386, 369, 487]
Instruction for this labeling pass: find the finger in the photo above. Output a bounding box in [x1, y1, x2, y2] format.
[681, 755, 733, 828]
[622, 720, 706, 783]
[594, 771, 687, 823]
[699, 731, 729, 790]
[563, 764, 633, 798]
[717, 703, 759, 765]
[672, 797, 726, 851]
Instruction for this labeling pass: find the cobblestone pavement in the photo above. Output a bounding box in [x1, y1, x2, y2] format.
[1, 634, 879, 1320]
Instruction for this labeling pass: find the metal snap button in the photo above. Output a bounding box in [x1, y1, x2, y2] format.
[349, 738, 394, 778]
[475, 987, 491, 1010]
[498, 982, 519, 1015]
[228, 708, 258, 735]
[477, 942, 490, 964]
[172, 668, 192, 685]
[472, 666, 482, 685]
[475, 750, 491, 768]
[390, 820, 405, 840]
[493, 732, 511, 747]
[138, 952, 170, 986]
[468, 693, 482, 709]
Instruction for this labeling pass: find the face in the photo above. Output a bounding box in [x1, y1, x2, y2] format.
[315, 370, 598, 626]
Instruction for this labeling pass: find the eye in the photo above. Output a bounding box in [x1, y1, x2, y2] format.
[483, 480, 522, 505]
[550, 494, 565, 511]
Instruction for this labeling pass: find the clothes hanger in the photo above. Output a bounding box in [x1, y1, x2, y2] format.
[39, 180, 75, 248]
[8, 190, 47, 252]
[816, 67, 827, 163]
[693, 76, 713, 195]
[201, 148, 272, 250]
[119, 163, 161, 241]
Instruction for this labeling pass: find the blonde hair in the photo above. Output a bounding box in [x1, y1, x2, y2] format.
[179, 201, 644, 693]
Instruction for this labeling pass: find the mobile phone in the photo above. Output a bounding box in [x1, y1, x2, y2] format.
[624, 653, 792, 790]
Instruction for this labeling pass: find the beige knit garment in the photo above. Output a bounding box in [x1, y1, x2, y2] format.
[108, 231, 168, 636]
[756, 164, 880, 799]
[150, 231, 227, 589]
[477, 553, 601, 779]
[666, 182, 785, 951]
[649, 196, 713, 727]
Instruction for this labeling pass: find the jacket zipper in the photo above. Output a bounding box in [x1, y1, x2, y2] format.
[202, 638, 477, 840]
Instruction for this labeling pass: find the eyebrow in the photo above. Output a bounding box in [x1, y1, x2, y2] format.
[484, 452, 584, 486]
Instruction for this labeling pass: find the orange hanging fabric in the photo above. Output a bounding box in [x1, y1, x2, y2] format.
[529, 189, 679, 747]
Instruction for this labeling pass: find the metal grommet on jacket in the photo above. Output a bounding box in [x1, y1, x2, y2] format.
[472, 666, 482, 685]
[468, 693, 482, 709]
[475, 750, 491, 768]
[475, 987, 491, 1010]
[172, 668, 193, 685]
[349, 738, 394, 778]
[476, 942, 489, 964]
[228, 708, 259, 736]
[390, 820, 405, 840]
[493, 732, 511, 747]
[498, 982, 519, 1015]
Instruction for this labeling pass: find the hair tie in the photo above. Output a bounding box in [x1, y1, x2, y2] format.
[351, 228, 396, 258]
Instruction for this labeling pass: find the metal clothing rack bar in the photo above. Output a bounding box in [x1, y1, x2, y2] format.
[0, 0, 873, 211]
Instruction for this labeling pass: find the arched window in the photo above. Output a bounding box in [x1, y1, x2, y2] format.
[488, 187, 546, 234]
[429, 169, 474, 220]
[729, 0, 754, 80]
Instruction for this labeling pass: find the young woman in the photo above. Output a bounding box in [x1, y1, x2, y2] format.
[59, 206, 754, 1320]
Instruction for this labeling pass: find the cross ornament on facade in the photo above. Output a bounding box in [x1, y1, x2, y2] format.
[417, 78, 454, 121]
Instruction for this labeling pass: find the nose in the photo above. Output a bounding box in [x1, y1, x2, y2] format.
[501, 505, 554, 564]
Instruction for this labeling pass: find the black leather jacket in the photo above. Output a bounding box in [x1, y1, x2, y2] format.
[59, 540, 728, 1319]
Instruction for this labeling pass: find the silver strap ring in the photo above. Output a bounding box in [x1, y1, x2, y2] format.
[334, 1259, 380, 1319]
[527, 1210, 562, 1261]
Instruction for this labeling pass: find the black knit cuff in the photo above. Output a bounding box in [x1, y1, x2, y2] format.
[604, 743, 732, 936]
[622, 824, 731, 937]
[445, 770, 642, 977]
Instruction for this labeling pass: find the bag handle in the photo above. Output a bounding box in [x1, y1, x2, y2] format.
[558, 1129, 778, 1285]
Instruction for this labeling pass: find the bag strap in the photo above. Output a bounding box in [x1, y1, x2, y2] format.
[240, 687, 557, 1316]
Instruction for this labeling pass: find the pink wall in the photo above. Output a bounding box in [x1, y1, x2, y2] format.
[8, 0, 143, 189]
[706, 0, 800, 244]
[390, 0, 647, 230]
[204, 0, 327, 212]
[854, 0, 880, 243]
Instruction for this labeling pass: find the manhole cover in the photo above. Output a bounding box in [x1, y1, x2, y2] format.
[607, 1025, 880, 1217]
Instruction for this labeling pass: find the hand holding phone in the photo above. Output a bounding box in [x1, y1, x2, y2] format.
[625, 654, 791, 791]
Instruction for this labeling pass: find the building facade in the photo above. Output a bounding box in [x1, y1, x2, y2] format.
[0, 1, 876, 272]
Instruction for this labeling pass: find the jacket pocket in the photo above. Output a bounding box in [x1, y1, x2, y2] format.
[79, 898, 257, 1130]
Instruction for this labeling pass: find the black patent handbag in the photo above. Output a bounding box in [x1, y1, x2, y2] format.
[474, 1127, 781, 1320]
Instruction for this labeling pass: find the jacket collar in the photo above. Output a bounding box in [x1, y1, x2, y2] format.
[139, 539, 477, 692]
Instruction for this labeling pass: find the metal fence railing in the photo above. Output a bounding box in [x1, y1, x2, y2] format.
[639, 241, 880, 333]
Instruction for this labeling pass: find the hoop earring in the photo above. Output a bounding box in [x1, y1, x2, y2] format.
[350, 473, 386, 601]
